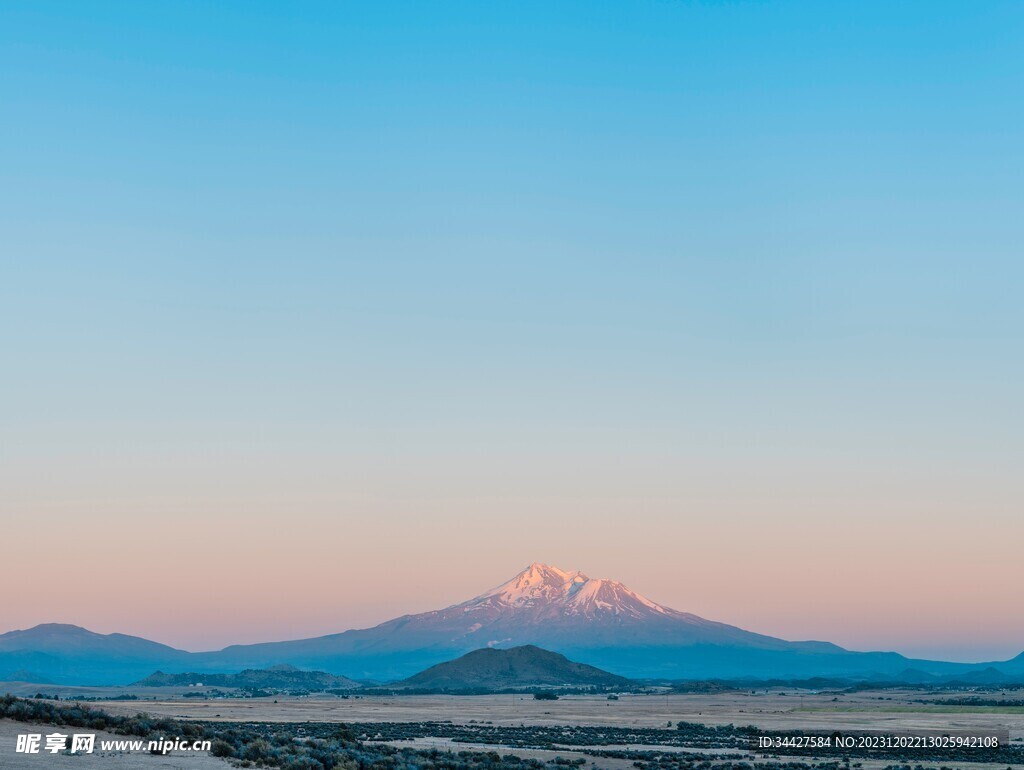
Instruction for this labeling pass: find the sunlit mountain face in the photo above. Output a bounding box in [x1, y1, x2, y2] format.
[3, 564, 1020, 684]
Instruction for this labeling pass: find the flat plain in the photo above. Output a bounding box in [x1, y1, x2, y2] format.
[94, 689, 1024, 738]
[88, 690, 1024, 770]
[7, 689, 1024, 770]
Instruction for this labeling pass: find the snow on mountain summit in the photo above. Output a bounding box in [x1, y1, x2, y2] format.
[467, 563, 672, 620]
[475, 563, 585, 607]
[566, 577, 671, 617]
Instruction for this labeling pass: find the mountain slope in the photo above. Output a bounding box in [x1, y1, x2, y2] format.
[133, 664, 360, 690]
[1000, 651, 1024, 675]
[0, 624, 189, 685]
[190, 563, 982, 680]
[0, 669, 54, 684]
[4, 564, 1020, 684]
[399, 645, 630, 690]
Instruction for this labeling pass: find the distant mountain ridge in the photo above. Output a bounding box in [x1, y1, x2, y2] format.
[193, 563, 1016, 681]
[399, 645, 630, 690]
[197, 563, 856, 679]
[134, 665, 360, 690]
[0, 669, 54, 685]
[3, 563, 1022, 685]
[0, 623, 189, 686]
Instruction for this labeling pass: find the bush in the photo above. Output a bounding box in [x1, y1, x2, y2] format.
[210, 739, 236, 758]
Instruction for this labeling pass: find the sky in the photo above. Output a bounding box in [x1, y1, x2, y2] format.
[1, 1, 1022, 663]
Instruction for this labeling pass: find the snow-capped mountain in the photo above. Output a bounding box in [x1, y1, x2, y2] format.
[188, 563, 967, 679]
[468, 563, 672, 619]
[414, 562, 801, 651]
[4, 563, 1013, 684]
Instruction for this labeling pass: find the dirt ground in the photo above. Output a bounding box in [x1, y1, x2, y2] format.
[380, 736, 1017, 770]
[8, 689, 1024, 770]
[96, 689, 1024, 739]
[0, 719, 232, 770]
[94, 689, 1024, 768]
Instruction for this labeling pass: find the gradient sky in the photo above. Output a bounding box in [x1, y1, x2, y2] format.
[2, 1, 1022, 663]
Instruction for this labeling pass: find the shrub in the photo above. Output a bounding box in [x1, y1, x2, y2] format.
[210, 739, 236, 758]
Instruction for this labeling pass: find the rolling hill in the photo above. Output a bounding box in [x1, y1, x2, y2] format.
[0, 623, 189, 685]
[134, 664, 360, 691]
[398, 645, 630, 690]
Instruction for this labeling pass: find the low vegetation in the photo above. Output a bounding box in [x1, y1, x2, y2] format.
[134, 665, 361, 692]
[914, 696, 1024, 707]
[3, 695, 1022, 769]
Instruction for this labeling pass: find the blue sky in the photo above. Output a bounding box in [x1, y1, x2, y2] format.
[2, 2, 1022, 660]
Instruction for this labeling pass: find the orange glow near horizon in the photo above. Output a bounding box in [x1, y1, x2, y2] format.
[4, 446, 1021, 662]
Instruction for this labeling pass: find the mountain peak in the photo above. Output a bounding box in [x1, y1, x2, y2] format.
[474, 563, 588, 608]
[1, 623, 98, 641]
[466, 563, 677, 624]
[0, 622, 186, 666]
[525, 562, 579, 579]
[566, 577, 671, 617]
[22, 623, 91, 634]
